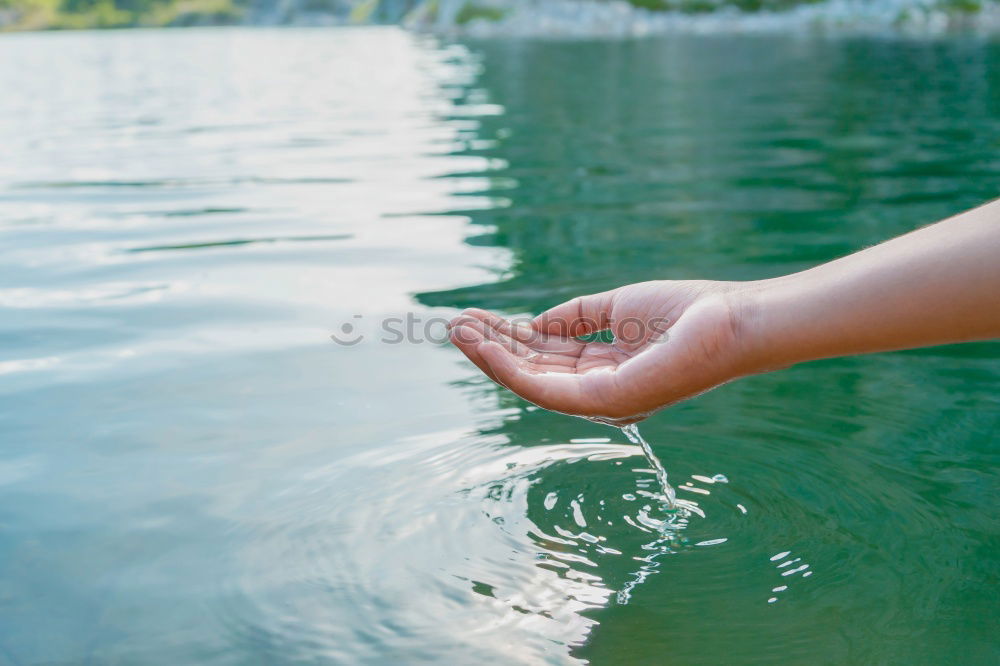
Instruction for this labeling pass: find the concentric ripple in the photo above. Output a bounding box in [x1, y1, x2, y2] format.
[217, 427, 771, 662]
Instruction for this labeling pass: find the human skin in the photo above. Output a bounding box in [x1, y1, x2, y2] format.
[447, 198, 1000, 425]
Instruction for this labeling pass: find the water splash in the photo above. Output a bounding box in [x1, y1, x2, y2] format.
[615, 423, 696, 604]
[620, 424, 677, 510]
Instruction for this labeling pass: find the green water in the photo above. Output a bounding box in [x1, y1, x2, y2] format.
[0, 28, 998, 664]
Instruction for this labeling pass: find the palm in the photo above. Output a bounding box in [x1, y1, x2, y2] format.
[499, 332, 627, 375]
[449, 281, 740, 424]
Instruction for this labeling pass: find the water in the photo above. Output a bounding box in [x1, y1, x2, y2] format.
[620, 424, 678, 510]
[1, 27, 999, 665]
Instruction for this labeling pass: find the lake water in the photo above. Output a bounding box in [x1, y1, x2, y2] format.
[1, 26, 998, 664]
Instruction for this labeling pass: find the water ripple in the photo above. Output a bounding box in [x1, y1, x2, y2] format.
[217, 432, 764, 662]
[124, 234, 352, 254]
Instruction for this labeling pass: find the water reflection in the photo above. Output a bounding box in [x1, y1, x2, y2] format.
[416, 37, 1000, 314]
[767, 549, 814, 604]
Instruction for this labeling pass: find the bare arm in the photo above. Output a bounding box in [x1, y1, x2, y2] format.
[743, 199, 1000, 371]
[449, 199, 1000, 424]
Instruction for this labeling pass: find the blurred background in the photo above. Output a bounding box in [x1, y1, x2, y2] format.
[1, 5, 999, 665]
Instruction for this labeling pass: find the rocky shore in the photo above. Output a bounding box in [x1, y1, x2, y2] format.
[1, 0, 997, 34]
[405, 0, 1000, 37]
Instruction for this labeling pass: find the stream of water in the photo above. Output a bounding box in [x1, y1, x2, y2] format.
[620, 423, 678, 509]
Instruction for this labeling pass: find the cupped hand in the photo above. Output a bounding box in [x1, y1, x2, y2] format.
[447, 280, 756, 425]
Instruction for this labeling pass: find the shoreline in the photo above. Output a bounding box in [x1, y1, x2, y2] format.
[1, 0, 998, 35]
[411, 0, 1000, 38]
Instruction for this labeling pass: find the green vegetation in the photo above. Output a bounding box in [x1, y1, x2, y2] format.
[629, 0, 993, 12]
[0, 0, 243, 30]
[937, 0, 982, 12]
[0, 0, 992, 31]
[455, 1, 506, 24]
[627, 0, 825, 13]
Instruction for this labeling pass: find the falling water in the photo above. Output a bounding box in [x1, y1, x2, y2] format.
[621, 423, 678, 510]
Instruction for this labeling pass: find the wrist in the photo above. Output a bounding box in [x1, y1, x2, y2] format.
[726, 276, 804, 377]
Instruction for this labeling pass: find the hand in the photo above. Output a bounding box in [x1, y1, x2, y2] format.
[447, 280, 755, 425]
[448, 201, 1000, 425]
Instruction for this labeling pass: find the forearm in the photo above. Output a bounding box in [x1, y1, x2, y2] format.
[740, 199, 1000, 372]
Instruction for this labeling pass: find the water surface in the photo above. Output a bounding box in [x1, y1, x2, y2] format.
[1, 27, 998, 664]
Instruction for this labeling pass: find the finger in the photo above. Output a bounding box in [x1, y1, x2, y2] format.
[456, 308, 538, 344]
[454, 308, 586, 355]
[449, 314, 534, 358]
[448, 324, 501, 385]
[451, 325, 574, 387]
[533, 289, 617, 338]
